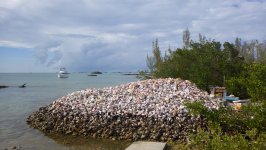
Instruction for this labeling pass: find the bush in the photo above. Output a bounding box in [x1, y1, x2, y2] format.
[225, 63, 266, 101]
[245, 63, 266, 103]
[186, 101, 266, 132]
[188, 126, 266, 150]
[226, 76, 249, 99]
[182, 101, 266, 150]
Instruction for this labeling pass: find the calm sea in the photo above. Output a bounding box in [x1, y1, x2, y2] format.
[0, 73, 138, 149]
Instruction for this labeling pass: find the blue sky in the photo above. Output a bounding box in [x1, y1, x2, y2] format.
[0, 0, 265, 73]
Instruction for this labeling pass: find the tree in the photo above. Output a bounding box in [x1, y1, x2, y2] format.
[152, 38, 162, 68]
[245, 63, 266, 102]
[153, 39, 226, 91]
[183, 28, 190, 49]
[146, 38, 162, 73]
[146, 29, 264, 97]
[234, 37, 242, 55]
[146, 54, 155, 73]
[199, 33, 207, 44]
[257, 41, 266, 64]
[238, 40, 266, 64]
[223, 42, 245, 79]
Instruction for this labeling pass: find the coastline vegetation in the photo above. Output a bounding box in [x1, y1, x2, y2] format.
[143, 29, 266, 149]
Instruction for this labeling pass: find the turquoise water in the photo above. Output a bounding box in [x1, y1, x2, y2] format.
[0, 73, 138, 149]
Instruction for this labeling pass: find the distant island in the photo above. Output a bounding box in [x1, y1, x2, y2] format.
[90, 71, 102, 74]
[122, 73, 139, 75]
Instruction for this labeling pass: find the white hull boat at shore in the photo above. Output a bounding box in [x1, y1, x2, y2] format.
[58, 68, 69, 78]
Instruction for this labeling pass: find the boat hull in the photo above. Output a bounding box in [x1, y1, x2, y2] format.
[58, 73, 69, 78]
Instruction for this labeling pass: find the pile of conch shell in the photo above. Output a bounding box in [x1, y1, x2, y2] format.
[27, 78, 222, 141]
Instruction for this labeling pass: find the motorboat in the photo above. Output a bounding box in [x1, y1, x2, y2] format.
[58, 68, 69, 78]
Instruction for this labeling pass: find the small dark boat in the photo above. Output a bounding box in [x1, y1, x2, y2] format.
[0, 85, 8, 89]
[19, 83, 26, 88]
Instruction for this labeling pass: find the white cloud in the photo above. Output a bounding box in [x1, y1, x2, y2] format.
[0, 0, 22, 9]
[0, 0, 265, 72]
[0, 40, 33, 48]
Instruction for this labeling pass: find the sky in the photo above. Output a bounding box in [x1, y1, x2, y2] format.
[0, 0, 265, 73]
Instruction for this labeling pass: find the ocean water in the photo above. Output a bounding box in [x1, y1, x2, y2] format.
[0, 73, 138, 149]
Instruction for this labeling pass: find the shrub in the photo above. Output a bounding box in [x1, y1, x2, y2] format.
[188, 126, 266, 150]
[184, 101, 266, 150]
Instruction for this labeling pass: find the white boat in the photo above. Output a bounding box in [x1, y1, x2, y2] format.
[58, 68, 69, 78]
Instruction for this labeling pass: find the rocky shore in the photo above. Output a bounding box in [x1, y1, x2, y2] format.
[27, 78, 222, 141]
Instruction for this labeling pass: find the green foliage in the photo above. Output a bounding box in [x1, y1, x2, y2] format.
[185, 102, 249, 133]
[152, 39, 244, 92]
[136, 70, 152, 80]
[245, 63, 266, 102]
[185, 101, 223, 123]
[241, 103, 266, 132]
[183, 101, 266, 150]
[146, 38, 162, 73]
[146, 29, 266, 149]
[186, 101, 266, 133]
[225, 76, 249, 99]
[188, 127, 266, 150]
[226, 63, 266, 101]
[147, 29, 266, 99]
